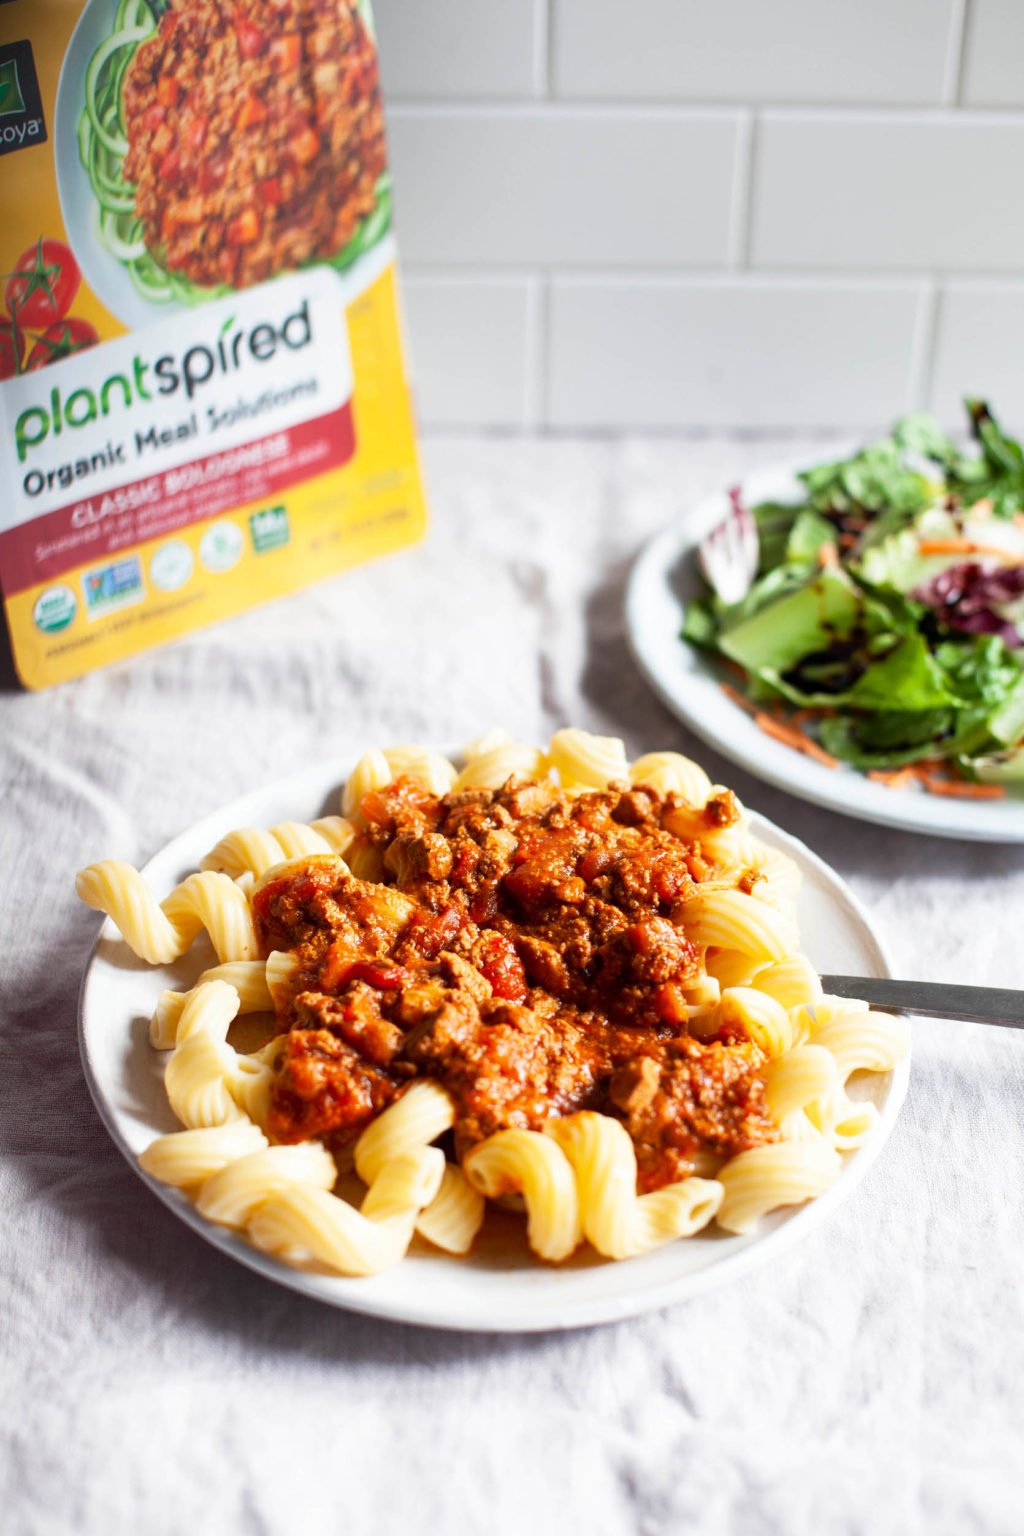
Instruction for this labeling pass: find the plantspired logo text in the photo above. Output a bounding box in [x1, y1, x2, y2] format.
[14, 300, 313, 464]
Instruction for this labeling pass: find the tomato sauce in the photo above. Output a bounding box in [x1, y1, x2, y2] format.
[257, 777, 778, 1189]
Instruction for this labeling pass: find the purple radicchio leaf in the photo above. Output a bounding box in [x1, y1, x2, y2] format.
[698, 487, 759, 604]
[911, 560, 1024, 647]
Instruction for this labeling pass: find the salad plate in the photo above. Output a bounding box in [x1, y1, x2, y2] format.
[627, 414, 1024, 842]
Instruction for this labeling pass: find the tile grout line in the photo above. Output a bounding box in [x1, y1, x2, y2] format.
[724, 109, 753, 269]
[908, 276, 940, 411]
[385, 100, 1024, 124]
[403, 265, 947, 286]
[535, 0, 552, 98]
[734, 109, 758, 270]
[524, 273, 548, 430]
[945, 0, 971, 106]
[403, 265, 1024, 289]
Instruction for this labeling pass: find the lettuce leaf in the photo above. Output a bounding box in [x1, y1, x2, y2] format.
[717, 568, 862, 674]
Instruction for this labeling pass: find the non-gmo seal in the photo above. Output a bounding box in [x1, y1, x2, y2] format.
[199, 520, 244, 573]
[150, 540, 194, 592]
[33, 585, 76, 633]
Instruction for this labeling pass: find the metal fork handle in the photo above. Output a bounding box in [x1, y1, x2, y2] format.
[821, 975, 1024, 1029]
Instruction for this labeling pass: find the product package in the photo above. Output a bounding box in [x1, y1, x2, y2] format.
[0, 0, 426, 688]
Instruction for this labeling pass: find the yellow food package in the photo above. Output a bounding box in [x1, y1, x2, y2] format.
[0, 0, 426, 689]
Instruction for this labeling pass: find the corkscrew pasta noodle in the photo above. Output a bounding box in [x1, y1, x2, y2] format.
[77, 729, 907, 1281]
[545, 1113, 723, 1260]
[463, 1129, 582, 1263]
[200, 817, 356, 880]
[151, 960, 272, 1049]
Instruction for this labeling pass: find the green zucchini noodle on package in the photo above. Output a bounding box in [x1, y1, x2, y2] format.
[0, 0, 426, 688]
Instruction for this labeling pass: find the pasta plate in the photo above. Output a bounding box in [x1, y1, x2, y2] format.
[78, 749, 909, 1332]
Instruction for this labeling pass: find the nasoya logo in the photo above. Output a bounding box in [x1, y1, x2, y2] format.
[0, 42, 47, 157]
[14, 301, 314, 463]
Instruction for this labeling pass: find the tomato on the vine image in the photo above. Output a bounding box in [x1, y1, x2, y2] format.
[0, 321, 24, 381]
[5, 240, 81, 330]
[25, 319, 100, 371]
[1, 236, 97, 378]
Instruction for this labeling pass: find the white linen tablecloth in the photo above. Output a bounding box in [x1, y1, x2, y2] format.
[2, 435, 1022, 1536]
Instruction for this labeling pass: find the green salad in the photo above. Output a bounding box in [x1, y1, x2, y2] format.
[682, 401, 1024, 791]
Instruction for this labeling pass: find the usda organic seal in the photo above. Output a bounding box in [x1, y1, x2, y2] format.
[33, 585, 77, 634]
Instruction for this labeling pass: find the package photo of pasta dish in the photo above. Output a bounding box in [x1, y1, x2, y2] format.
[0, 0, 426, 689]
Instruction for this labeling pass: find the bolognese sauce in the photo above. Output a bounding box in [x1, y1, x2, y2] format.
[121, 0, 386, 289]
[254, 778, 779, 1192]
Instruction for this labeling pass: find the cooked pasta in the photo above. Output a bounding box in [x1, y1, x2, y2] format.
[165, 1026, 246, 1130]
[454, 742, 547, 791]
[717, 1142, 843, 1234]
[463, 1130, 582, 1263]
[341, 748, 394, 819]
[248, 1188, 421, 1277]
[76, 862, 257, 965]
[414, 1165, 487, 1255]
[704, 948, 765, 991]
[763, 1044, 839, 1140]
[139, 1122, 269, 1188]
[151, 960, 272, 1049]
[719, 986, 794, 1055]
[196, 1143, 339, 1227]
[78, 727, 907, 1281]
[679, 887, 797, 961]
[629, 751, 712, 806]
[200, 817, 356, 880]
[382, 748, 458, 796]
[360, 1147, 446, 1222]
[752, 954, 823, 1012]
[353, 1081, 455, 1186]
[223, 1045, 282, 1129]
[546, 1113, 722, 1259]
[548, 727, 629, 790]
[810, 1010, 911, 1079]
[747, 844, 804, 908]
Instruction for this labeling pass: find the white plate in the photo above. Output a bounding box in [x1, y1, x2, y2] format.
[78, 754, 910, 1332]
[626, 460, 1024, 843]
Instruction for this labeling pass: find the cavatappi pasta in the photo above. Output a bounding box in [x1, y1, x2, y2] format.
[77, 729, 908, 1278]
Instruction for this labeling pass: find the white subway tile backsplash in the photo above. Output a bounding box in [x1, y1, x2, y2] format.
[961, 0, 1024, 107]
[554, 0, 956, 106]
[547, 279, 924, 429]
[753, 113, 1024, 270]
[402, 278, 533, 427]
[362, 2, 1024, 429]
[929, 284, 1024, 427]
[374, 0, 540, 100]
[387, 109, 740, 265]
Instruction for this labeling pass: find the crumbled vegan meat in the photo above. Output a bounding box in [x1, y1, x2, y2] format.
[254, 777, 778, 1187]
[122, 0, 386, 289]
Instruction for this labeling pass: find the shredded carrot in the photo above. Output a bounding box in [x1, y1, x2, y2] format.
[919, 776, 1005, 800]
[867, 767, 917, 789]
[905, 759, 949, 777]
[720, 682, 756, 715]
[917, 537, 1017, 561]
[818, 542, 839, 568]
[754, 712, 840, 769]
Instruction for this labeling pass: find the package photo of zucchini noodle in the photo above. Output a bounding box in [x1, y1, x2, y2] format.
[0, 0, 427, 688]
